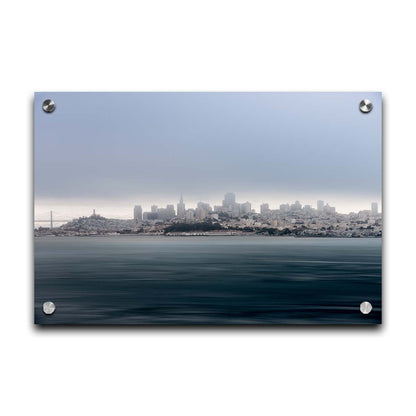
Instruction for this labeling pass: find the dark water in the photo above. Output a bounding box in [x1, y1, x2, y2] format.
[34, 236, 382, 325]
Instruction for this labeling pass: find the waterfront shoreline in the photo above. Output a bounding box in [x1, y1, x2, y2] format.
[34, 232, 382, 238]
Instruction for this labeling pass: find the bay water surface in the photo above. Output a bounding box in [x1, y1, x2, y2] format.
[35, 236, 382, 324]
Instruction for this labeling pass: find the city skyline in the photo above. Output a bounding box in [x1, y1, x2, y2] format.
[35, 192, 381, 225]
[133, 192, 381, 221]
[35, 190, 382, 238]
[35, 193, 382, 222]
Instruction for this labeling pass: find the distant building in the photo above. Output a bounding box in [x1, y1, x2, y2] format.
[358, 210, 371, 220]
[371, 202, 378, 215]
[151, 205, 158, 213]
[195, 207, 207, 220]
[222, 192, 236, 214]
[323, 203, 336, 215]
[157, 205, 176, 221]
[157, 209, 168, 220]
[197, 202, 211, 212]
[222, 192, 241, 217]
[240, 201, 252, 215]
[143, 212, 158, 220]
[280, 203, 289, 213]
[177, 194, 186, 219]
[166, 204, 176, 218]
[260, 203, 270, 215]
[317, 200, 324, 211]
[194, 202, 211, 220]
[133, 205, 142, 221]
[291, 200, 302, 211]
[185, 209, 194, 222]
[231, 203, 241, 218]
[223, 193, 236, 205]
[303, 205, 313, 214]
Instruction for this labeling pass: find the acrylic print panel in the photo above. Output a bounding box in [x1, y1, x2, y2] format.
[34, 92, 382, 325]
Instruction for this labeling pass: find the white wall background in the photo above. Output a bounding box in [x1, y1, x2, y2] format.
[1, 1, 414, 415]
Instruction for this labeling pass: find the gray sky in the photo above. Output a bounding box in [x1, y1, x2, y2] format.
[35, 92, 382, 218]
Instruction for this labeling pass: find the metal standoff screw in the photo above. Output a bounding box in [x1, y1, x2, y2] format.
[42, 99, 56, 113]
[360, 301, 372, 315]
[359, 99, 373, 113]
[43, 301, 56, 315]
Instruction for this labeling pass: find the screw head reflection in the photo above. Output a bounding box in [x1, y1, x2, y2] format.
[359, 99, 373, 113]
[42, 99, 56, 113]
[43, 301, 56, 315]
[360, 301, 372, 315]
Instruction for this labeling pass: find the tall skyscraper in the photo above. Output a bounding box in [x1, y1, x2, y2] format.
[133, 205, 142, 221]
[222, 192, 238, 216]
[371, 202, 378, 215]
[177, 194, 186, 219]
[151, 205, 158, 213]
[317, 200, 324, 211]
